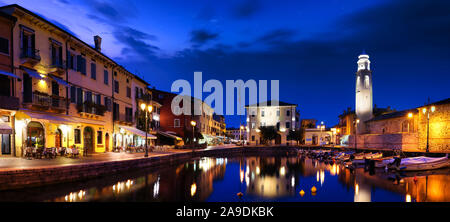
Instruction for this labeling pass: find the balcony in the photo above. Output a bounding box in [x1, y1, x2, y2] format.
[49, 60, 66, 75]
[76, 101, 106, 116]
[114, 113, 134, 125]
[20, 49, 41, 66]
[23, 91, 67, 112]
[0, 95, 20, 110]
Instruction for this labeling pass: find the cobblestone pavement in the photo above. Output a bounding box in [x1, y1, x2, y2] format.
[0, 145, 238, 171]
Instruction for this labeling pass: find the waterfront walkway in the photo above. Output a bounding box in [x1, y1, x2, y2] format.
[0, 145, 238, 171]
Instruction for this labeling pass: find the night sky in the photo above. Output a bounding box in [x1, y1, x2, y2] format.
[3, 0, 449, 128]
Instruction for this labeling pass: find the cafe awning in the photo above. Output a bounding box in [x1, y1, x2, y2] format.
[22, 67, 43, 80]
[158, 131, 183, 141]
[0, 122, 13, 134]
[49, 75, 70, 87]
[0, 70, 20, 79]
[67, 116, 105, 126]
[16, 110, 70, 124]
[118, 125, 157, 139]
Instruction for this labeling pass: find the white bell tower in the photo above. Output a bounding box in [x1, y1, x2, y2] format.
[355, 52, 373, 134]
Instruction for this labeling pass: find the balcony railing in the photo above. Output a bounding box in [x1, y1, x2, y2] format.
[24, 92, 67, 110]
[0, 95, 20, 110]
[76, 102, 106, 116]
[20, 48, 41, 61]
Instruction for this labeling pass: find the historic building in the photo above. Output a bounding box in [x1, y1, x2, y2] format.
[0, 4, 156, 156]
[245, 100, 299, 145]
[355, 52, 373, 134]
[226, 127, 247, 142]
[152, 89, 224, 145]
[0, 10, 18, 156]
[337, 52, 449, 153]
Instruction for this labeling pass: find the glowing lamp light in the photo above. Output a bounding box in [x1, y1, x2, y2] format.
[190, 183, 197, 197]
[355, 184, 359, 195]
[140, 103, 146, 111]
[280, 166, 286, 176]
[190, 120, 196, 127]
[407, 113, 413, 118]
[406, 194, 411, 202]
[356, 119, 360, 124]
[422, 108, 427, 114]
[148, 105, 153, 113]
[299, 190, 305, 197]
[280, 128, 286, 132]
[431, 106, 435, 112]
[311, 186, 317, 193]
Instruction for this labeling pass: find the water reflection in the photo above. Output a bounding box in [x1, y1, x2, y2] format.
[0, 155, 448, 202]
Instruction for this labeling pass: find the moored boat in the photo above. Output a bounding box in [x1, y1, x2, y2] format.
[389, 155, 450, 171]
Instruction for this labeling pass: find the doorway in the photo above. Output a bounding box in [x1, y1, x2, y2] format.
[275, 133, 281, 145]
[83, 127, 94, 153]
[105, 133, 109, 152]
[1, 134, 11, 154]
[55, 129, 62, 147]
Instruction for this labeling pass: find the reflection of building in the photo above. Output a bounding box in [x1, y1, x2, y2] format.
[245, 100, 299, 145]
[243, 157, 301, 198]
[0, 4, 156, 156]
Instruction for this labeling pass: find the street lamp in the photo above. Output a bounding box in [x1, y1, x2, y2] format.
[422, 100, 436, 153]
[140, 103, 153, 157]
[190, 120, 196, 148]
[407, 112, 413, 133]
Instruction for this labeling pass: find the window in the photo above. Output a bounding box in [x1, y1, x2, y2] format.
[20, 26, 35, 58]
[114, 80, 119, 93]
[364, 75, 370, 89]
[91, 63, 96, 80]
[252, 135, 255, 141]
[76, 88, 83, 105]
[97, 131, 103, 144]
[113, 103, 119, 120]
[74, 129, 81, 144]
[104, 97, 111, 111]
[103, 70, 108, 85]
[276, 109, 280, 116]
[77, 55, 86, 74]
[251, 122, 255, 129]
[174, 119, 180, 127]
[50, 40, 62, 67]
[286, 110, 291, 116]
[125, 107, 133, 122]
[286, 122, 291, 129]
[261, 110, 265, 117]
[70, 86, 76, 103]
[67, 51, 76, 70]
[126, 87, 131, 98]
[0, 37, 9, 55]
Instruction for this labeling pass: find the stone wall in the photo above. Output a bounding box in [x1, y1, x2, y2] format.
[417, 103, 450, 153]
[349, 133, 419, 151]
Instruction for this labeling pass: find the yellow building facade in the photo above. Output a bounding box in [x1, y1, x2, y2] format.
[0, 4, 153, 156]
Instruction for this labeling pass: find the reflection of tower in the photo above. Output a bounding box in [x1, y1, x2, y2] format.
[355, 52, 373, 134]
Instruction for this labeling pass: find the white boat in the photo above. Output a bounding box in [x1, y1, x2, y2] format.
[390, 155, 450, 171]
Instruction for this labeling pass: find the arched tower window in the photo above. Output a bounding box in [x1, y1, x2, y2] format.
[364, 75, 370, 89]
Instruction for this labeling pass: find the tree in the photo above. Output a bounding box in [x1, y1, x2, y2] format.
[183, 127, 204, 145]
[287, 129, 304, 145]
[258, 126, 279, 145]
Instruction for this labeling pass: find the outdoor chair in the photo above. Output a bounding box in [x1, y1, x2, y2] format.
[24, 147, 33, 160]
[65, 147, 72, 157]
[34, 148, 44, 159]
[73, 148, 80, 158]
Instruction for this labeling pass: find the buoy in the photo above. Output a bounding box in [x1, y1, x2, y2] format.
[311, 186, 317, 193]
[299, 190, 305, 197]
[237, 192, 243, 198]
[413, 176, 418, 183]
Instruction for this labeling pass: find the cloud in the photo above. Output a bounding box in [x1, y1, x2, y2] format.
[190, 29, 219, 47]
[232, 0, 262, 19]
[112, 26, 159, 59]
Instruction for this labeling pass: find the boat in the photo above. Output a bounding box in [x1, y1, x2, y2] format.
[389, 154, 450, 171]
[374, 156, 397, 168]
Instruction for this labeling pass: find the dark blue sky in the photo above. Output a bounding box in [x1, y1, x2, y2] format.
[4, 0, 449, 128]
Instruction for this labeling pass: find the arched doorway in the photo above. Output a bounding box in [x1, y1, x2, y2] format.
[55, 129, 62, 148]
[83, 127, 94, 153]
[26, 121, 45, 148]
[312, 134, 318, 145]
[105, 133, 109, 152]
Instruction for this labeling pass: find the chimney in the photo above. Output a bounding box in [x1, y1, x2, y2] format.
[94, 35, 102, 52]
